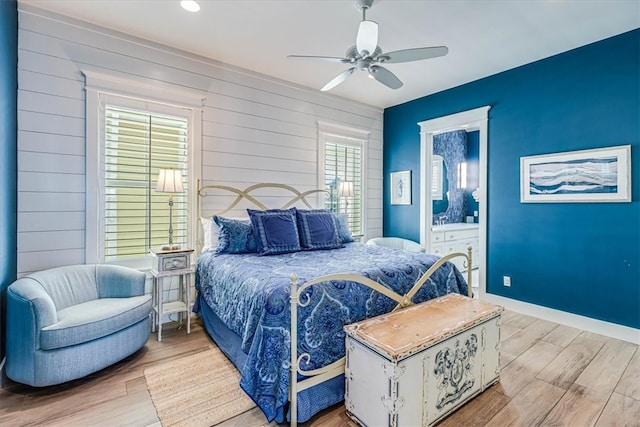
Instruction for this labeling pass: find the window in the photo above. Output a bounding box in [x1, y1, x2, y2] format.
[104, 106, 188, 261]
[83, 69, 204, 266]
[318, 124, 368, 237]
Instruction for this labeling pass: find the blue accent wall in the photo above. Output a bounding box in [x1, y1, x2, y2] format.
[384, 30, 639, 329]
[0, 0, 18, 360]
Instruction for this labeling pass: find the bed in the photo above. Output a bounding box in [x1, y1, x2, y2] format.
[194, 182, 471, 425]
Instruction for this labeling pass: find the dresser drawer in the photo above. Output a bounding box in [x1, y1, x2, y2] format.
[444, 229, 477, 241]
[458, 237, 479, 253]
[430, 232, 445, 244]
[161, 255, 188, 272]
[431, 243, 445, 256]
[445, 243, 457, 254]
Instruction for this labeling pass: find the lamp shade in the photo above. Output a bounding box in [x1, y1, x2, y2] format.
[338, 181, 354, 198]
[156, 169, 185, 193]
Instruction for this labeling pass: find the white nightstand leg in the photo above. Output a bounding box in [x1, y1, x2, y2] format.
[151, 275, 157, 333]
[186, 273, 191, 335]
[157, 276, 163, 342]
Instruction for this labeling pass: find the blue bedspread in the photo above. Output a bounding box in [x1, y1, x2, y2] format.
[195, 243, 468, 422]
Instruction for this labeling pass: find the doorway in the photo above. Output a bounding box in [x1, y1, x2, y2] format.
[418, 106, 490, 297]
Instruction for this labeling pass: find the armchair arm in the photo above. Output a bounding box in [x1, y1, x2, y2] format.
[7, 278, 58, 351]
[96, 264, 146, 298]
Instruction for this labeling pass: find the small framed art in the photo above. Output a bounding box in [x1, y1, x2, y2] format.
[390, 170, 412, 205]
[521, 145, 631, 203]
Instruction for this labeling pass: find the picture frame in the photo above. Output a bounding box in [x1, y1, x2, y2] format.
[521, 144, 631, 203]
[390, 170, 412, 205]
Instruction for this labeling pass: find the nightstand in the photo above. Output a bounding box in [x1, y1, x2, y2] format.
[149, 248, 194, 341]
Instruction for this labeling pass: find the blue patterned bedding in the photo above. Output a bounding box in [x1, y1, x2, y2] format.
[194, 242, 468, 422]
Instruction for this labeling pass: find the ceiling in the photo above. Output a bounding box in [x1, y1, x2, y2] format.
[20, 0, 639, 109]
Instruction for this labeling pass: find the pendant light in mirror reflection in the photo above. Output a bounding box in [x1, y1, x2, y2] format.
[457, 162, 467, 189]
[180, 1, 200, 12]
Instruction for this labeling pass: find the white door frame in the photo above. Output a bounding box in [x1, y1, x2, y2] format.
[418, 106, 491, 296]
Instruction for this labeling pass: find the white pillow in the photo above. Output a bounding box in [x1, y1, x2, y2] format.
[200, 216, 218, 252]
[200, 215, 249, 252]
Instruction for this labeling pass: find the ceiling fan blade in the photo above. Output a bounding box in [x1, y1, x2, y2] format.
[287, 55, 350, 63]
[369, 65, 403, 89]
[321, 67, 356, 91]
[381, 46, 449, 63]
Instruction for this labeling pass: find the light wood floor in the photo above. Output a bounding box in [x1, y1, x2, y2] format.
[1, 310, 638, 426]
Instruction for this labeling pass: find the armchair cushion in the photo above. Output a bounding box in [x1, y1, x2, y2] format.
[40, 295, 151, 350]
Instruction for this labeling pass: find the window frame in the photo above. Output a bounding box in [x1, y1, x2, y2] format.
[317, 121, 369, 239]
[83, 69, 204, 269]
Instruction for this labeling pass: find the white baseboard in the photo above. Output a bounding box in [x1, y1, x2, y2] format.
[481, 293, 640, 345]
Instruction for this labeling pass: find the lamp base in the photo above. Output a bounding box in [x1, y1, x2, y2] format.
[160, 244, 182, 251]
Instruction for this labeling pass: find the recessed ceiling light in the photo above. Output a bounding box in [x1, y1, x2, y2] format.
[180, 1, 200, 12]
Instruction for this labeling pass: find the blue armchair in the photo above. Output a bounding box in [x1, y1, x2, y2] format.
[6, 264, 152, 387]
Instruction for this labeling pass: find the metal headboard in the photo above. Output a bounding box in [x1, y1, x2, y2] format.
[196, 180, 330, 251]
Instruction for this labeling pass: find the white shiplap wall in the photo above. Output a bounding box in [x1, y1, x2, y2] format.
[16, 5, 383, 276]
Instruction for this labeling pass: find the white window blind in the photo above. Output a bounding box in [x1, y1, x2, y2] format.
[104, 106, 188, 261]
[323, 136, 363, 235]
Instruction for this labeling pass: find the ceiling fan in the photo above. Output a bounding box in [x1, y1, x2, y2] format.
[288, 0, 448, 91]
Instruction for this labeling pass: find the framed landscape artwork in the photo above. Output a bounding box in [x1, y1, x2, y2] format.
[521, 145, 631, 203]
[390, 170, 412, 205]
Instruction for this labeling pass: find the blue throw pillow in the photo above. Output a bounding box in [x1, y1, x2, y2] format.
[333, 213, 354, 243]
[248, 208, 301, 256]
[296, 209, 343, 250]
[214, 216, 257, 254]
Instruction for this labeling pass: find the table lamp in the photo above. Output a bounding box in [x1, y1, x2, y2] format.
[338, 181, 354, 214]
[155, 169, 184, 250]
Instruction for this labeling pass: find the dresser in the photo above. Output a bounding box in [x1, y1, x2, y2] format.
[429, 223, 479, 272]
[344, 294, 502, 427]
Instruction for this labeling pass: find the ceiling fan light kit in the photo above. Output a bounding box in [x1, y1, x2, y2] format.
[356, 20, 378, 56]
[288, 0, 448, 91]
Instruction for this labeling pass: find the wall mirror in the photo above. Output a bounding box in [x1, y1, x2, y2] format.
[431, 130, 479, 225]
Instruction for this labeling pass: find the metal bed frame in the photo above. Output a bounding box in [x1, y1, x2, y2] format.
[197, 181, 472, 426]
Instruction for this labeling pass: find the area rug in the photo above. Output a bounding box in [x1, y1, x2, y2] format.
[144, 348, 256, 426]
